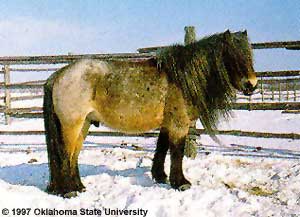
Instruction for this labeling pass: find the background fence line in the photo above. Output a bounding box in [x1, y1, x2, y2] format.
[0, 128, 299, 140]
[137, 40, 300, 53]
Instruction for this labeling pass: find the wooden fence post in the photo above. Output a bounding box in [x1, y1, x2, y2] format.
[278, 83, 281, 102]
[294, 80, 297, 101]
[286, 82, 289, 101]
[3, 65, 11, 124]
[249, 95, 252, 110]
[184, 27, 195, 128]
[260, 76, 264, 102]
[184, 26, 196, 45]
[271, 84, 274, 101]
[184, 26, 197, 158]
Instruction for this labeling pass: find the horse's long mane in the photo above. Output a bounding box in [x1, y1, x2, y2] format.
[158, 31, 252, 134]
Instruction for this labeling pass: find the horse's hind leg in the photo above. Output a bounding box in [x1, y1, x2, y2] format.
[151, 128, 169, 183]
[47, 118, 87, 197]
[70, 119, 91, 190]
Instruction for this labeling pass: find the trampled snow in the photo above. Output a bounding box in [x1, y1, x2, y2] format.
[0, 109, 299, 217]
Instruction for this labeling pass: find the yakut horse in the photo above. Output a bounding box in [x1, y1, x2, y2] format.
[44, 30, 257, 196]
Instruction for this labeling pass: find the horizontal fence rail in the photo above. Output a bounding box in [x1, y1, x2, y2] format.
[1, 101, 300, 121]
[252, 41, 300, 50]
[0, 53, 154, 65]
[137, 40, 300, 53]
[256, 70, 300, 77]
[0, 40, 299, 65]
[0, 129, 299, 140]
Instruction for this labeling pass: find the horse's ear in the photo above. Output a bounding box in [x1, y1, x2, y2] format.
[223, 30, 232, 41]
[242, 30, 248, 36]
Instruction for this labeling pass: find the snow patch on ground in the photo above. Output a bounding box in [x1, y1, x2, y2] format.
[0, 110, 299, 216]
[0, 146, 300, 217]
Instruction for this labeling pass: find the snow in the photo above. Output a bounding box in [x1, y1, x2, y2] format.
[0, 108, 300, 216]
[1, 145, 300, 216]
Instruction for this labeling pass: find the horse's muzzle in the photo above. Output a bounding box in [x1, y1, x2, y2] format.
[242, 81, 257, 96]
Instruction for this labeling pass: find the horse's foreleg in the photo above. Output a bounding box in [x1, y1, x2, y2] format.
[151, 128, 169, 183]
[169, 135, 191, 190]
[159, 84, 192, 190]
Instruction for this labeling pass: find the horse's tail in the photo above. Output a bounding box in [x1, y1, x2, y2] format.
[43, 72, 64, 193]
[43, 66, 86, 196]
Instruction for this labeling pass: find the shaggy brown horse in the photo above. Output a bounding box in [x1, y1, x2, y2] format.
[43, 30, 257, 197]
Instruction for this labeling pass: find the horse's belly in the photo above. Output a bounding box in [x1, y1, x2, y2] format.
[94, 69, 168, 133]
[102, 101, 165, 133]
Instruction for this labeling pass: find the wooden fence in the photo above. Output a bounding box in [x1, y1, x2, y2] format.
[0, 26, 299, 141]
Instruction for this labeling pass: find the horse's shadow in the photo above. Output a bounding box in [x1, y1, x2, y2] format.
[0, 163, 157, 191]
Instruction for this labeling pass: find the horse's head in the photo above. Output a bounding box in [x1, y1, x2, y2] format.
[222, 30, 257, 96]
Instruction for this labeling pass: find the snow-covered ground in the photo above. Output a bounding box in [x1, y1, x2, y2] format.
[0, 109, 300, 217]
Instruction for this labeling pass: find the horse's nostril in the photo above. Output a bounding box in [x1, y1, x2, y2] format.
[244, 81, 252, 90]
[242, 81, 256, 96]
[245, 81, 257, 90]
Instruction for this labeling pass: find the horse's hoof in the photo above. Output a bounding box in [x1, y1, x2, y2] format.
[170, 177, 191, 191]
[154, 177, 168, 184]
[63, 186, 86, 198]
[152, 172, 168, 184]
[46, 183, 86, 197]
[178, 184, 191, 191]
[63, 191, 78, 198]
[79, 187, 86, 193]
